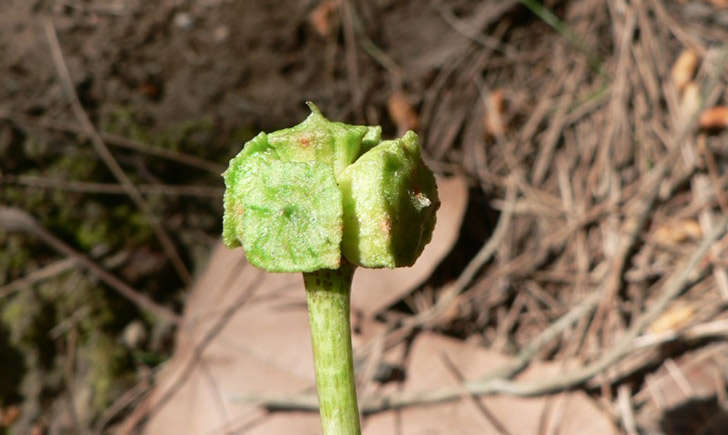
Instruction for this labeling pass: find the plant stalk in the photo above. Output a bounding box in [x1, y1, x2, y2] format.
[303, 263, 361, 435]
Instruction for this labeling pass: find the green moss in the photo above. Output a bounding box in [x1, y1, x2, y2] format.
[83, 332, 133, 410]
[0, 268, 141, 417]
[0, 233, 31, 284]
[1, 289, 56, 370]
[21, 136, 49, 160]
[0, 291, 39, 345]
[102, 106, 220, 157]
[101, 107, 153, 145]
[1, 106, 243, 424]
[48, 152, 99, 180]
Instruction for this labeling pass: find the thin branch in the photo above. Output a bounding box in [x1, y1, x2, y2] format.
[236, 217, 726, 412]
[43, 19, 191, 284]
[0, 257, 76, 298]
[440, 352, 514, 435]
[93, 377, 152, 435]
[1, 113, 225, 175]
[3, 174, 222, 198]
[698, 136, 728, 217]
[589, 43, 727, 339]
[433, 1, 518, 58]
[469, 216, 725, 397]
[0, 207, 179, 323]
[62, 329, 86, 434]
[101, 131, 225, 175]
[477, 289, 603, 383]
[617, 385, 638, 435]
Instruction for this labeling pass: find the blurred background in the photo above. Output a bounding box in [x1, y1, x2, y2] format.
[2, 0, 728, 433]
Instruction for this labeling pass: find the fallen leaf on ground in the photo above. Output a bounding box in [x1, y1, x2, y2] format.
[123, 246, 314, 434]
[484, 89, 506, 137]
[128, 176, 466, 433]
[1, 406, 20, 427]
[127, 241, 410, 432]
[309, 0, 341, 37]
[387, 90, 419, 133]
[129, 255, 615, 434]
[671, 49, 698, 93]
[635, 344, 726, 433]
[653, 219, 703, 245]
[699, 106, 728, 130]
[364, 333, 616, 434]
[648, 302, 697, 334]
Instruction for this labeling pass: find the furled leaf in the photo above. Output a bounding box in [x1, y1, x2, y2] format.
[338, 131, 439, 268]
[223, 104, 438, 272]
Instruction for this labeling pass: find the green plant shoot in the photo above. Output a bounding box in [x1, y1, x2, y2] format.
[222, 102, 439, 434]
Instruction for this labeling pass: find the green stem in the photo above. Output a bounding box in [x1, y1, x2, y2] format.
[303, 263, 361, 435]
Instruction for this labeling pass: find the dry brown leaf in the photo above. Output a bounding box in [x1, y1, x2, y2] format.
[483, 89, 506, 137]
[365, 333, 616, 434]
[308, 0, 341, 37]
[648, 303, 697, 334]
[130, 175, 471, 433]
[352, 176, 468, 316]
[134, 249, 612, 434]
[133, 244, 400, 434]
[653, 219, 703, 245]
[699, 106, 728, 130]
[129, 249, 313, 434]
[133, 177, 465, 433]
[387, 90, 419, 133]
[1, 406, 20, 427]
[671, 49, 699, 93]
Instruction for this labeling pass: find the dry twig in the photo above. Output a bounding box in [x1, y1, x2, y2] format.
[3, 174, 222, 198]
[0, 207, 178, 323]
[236, 216, 726, 412]
[43, 19, 191, 284]
[0, 258, 76, 298]
[0, 113, 225, 175]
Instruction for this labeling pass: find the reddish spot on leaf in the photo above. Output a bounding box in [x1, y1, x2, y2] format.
[380, 217, 392, 235]
[298, 135, 312, 148]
